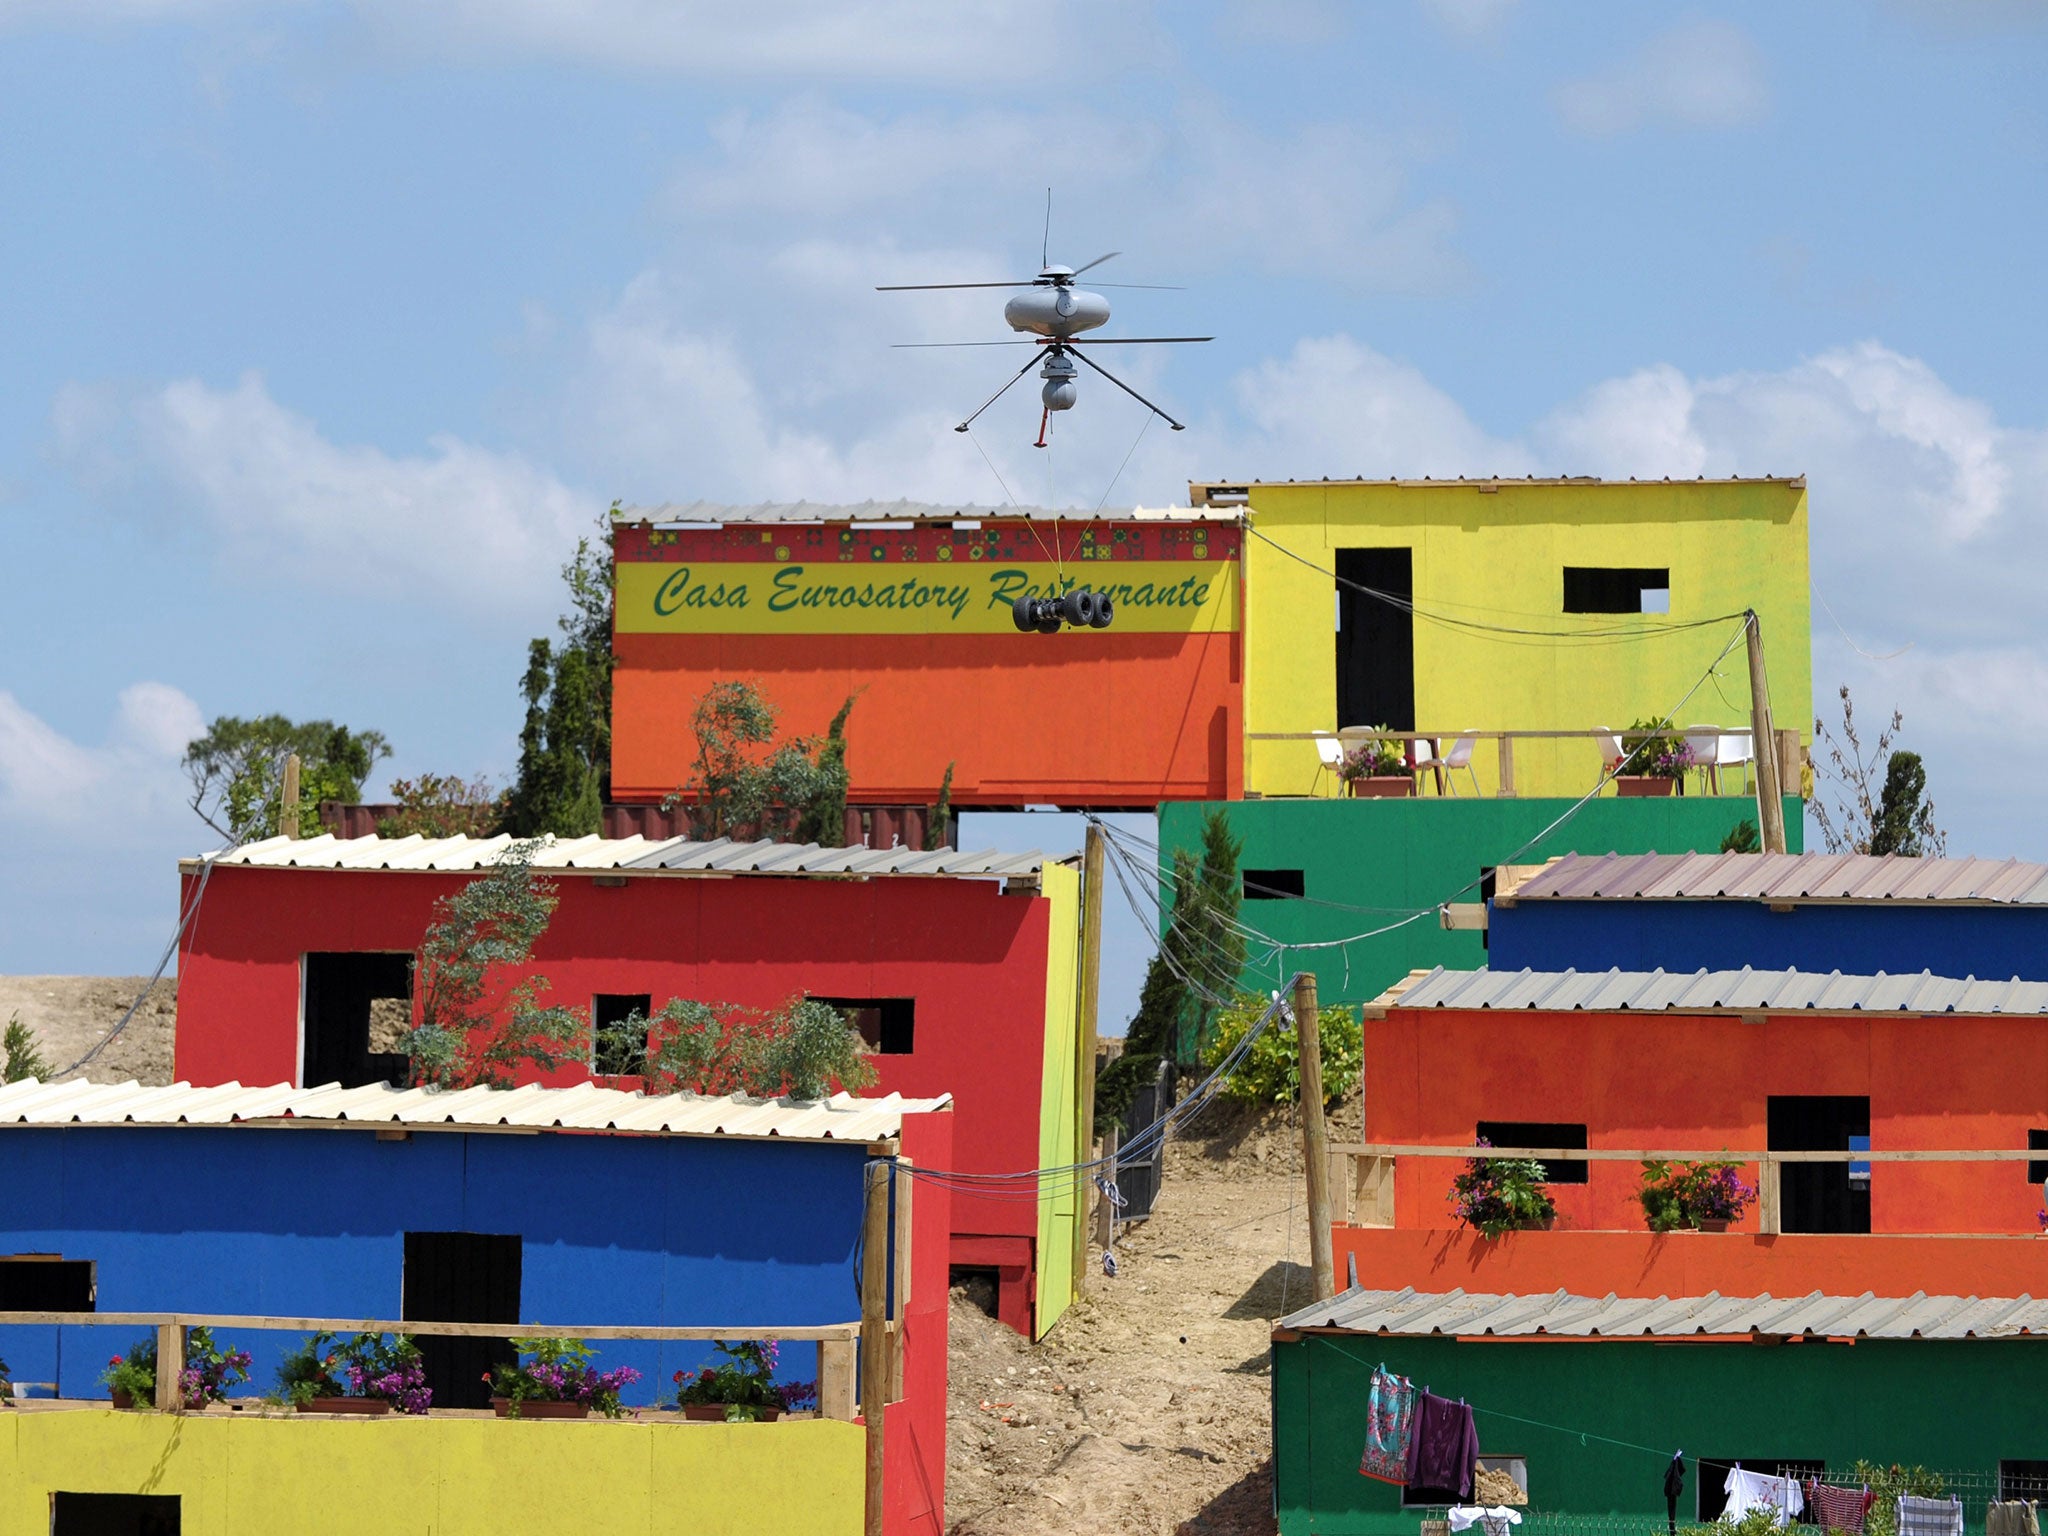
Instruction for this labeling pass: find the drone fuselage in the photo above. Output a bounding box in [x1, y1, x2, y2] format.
[1004, 280, 1111, 340]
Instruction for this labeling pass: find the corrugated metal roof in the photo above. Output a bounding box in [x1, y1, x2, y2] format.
[1188, 475, 1805, 502]
[0, 1078, 948, 1144]
[1504, 852, 2048, 906]
[611, 499, 1234, 525]
[184, 834, 1046, 880]
[1280, 1286, 2048, 1340]
[1385, 965, 2048, 1015]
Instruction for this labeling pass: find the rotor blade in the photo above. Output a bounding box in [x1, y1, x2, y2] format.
[891, 340, 1038, 348]
[876, 281, 1037, 291]
[1067, 336, 1214, 344]
[1071, 251, 1121, 276]
[1091, 282, 1185, 291]
[1066, 344, 1188, 432]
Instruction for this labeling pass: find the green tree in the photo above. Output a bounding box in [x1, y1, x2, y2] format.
[628, 995, 876, 1101]
[1200, 992, 1360, 1108]
[504, 515, 614, 838]
[2, 1014, 54, 1083]
[375, 774, 507, 839]
[1719, 818, 1761, 854]
[1869, 750, 1939, 857]
[1812, 685, 1948, 856]
[183, 715, 391, 842]
[672, 680, 855, 845]
[405, 841, 591, 1089]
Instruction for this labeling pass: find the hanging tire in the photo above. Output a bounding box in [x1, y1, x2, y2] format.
[1012, 596, 1038, 633]
[1061, 589, 1097, 627]
[1089, 594, 1114, 629]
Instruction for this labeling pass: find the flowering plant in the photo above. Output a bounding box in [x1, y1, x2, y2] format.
[1447, 1140, 1557, 1238]
[278, 1332, 431, 1414]
[101, 1328, 251, 1409]
[673, 1339, 811, 1422]
[1639, 1158, 1755, 1231]
[1616, 720, 1696, 780]
[489, 1336, 640, 1418]
[1338, 732, 1407, 781]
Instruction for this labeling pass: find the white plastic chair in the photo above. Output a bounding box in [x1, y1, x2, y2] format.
[1439, 731, 1482, 796]
[1593, 728, 1624, 787]
[1716, 728, 1755, 795]
[1312, 732, 1345, 796]
[1409, 737, 1444, 796]
[1685, 725, 1724, 794]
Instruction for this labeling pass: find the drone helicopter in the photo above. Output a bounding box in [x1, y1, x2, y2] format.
[878, 211, 1209, 448]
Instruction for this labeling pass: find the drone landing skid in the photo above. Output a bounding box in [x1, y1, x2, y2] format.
[953, 342, 1186, 442]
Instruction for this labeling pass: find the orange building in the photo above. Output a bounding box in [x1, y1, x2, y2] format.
[609, 502, 1242, 809]
[1337, 965, 2048, 1299]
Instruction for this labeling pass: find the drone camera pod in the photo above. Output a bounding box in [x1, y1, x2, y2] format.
[1012, 590, 1116, 633]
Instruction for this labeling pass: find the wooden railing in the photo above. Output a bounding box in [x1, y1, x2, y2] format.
[1332, 1143, 2047, 1237]
[1248, 726, 1804, 799]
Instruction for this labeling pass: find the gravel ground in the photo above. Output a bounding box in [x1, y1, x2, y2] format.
[0, 975, 177, 1085]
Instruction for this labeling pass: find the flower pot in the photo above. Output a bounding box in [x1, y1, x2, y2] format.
[297, 1396, 392, 1414]
[1346, 776, 1413, 799]
[109, 1389, 135, 1411]
[1614, 775, 1675, 797]
[1694, 1219, 1731, 1233]
[492, 1397, 589, 1419]
[682, 1404, 782, 1422]
[1521, 1216, 1556, 1233]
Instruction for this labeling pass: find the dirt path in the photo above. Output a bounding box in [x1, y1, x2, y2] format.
[0, 976, 177, 1085]
[945, 1103, 1358, 1535]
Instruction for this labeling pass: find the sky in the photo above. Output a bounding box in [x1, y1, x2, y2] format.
[3, 1, 2047, 1031]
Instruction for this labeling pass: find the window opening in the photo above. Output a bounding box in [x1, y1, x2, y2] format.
[811, 997, 916, 1055]
[0, 1256, 93, 1311]
[1405, 1455, 1529, 1508]
[1767, 1096, 1871, 1234]
[1335, 548, 1415, 731]
[302, 952, 413, 1089]
[592, 993, 653, 1076]
[403, 1231, 521, 1411]
[2001, 1462, 2048, 1503]
[1563, 567, 1671, 614]
[50, 1494, 181, 1536]
[1475, 1120, 1588, 1184]
[1243, 869, 1306, 901]
[1695, 1460, 1825, 1523]
[2027, 1129, 2048, 1186]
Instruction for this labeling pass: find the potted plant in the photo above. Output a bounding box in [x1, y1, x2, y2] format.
[1612, 720, 1695, 796]
[1338, 731, 1411, 799]
[1447, 1141, 1558, 1237]
[488, 1336, 640, 1419]
[672, 1339, 811, 1423]
[279, 1332, 431, 1414]
[1639, 1158, 1756, 1232]
[101, 1328, 251, 1411]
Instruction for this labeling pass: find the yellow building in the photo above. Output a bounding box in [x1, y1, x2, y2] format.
[1190, 476, 1811, 800]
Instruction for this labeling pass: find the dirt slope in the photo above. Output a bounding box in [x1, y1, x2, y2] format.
[0, 976, 177, 1085]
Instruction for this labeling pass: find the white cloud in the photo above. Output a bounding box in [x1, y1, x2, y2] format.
[1554, 19, 1770, 136]
[53, 371, 590, 610]
[0, 683, 200, 826]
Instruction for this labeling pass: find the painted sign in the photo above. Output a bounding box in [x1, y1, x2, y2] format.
[613, 520, 1241, 636]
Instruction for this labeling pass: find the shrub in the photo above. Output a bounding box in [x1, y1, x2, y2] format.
[102, 1328, 250, 1409]
[376, 774, 507, 839]
[278, 1332, 430, 1414]
[1448, 1142, 1557, 1238]
[641, 995, 875, 1101]
[490, 1337, 640, 1418]
[2, 1013, 52, 1083]
[1337, 731, 1406, 780]
[1200, 992, 1361, 1109]
[1617, 719, 1696, 779]
[673, 1339, 795, 1422]
[1639, 1159, 1755, 1231]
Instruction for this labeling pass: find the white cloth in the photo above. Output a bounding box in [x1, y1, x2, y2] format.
[1448, 1508, 1524, 1532]
[1724, 1468, 1805, 1528]
[1897, 1496, 1964, 1536]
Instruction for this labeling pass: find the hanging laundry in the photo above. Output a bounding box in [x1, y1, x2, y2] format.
[1406, 1390, 1481, 1503]
[1806, 1482, 1878, 1533]
[1896, 1495, 1965, 1536]
[1724, 1467, 1805, 1528]
[1987, 1502, 2041, 1536]
[1665, 1454, 1687, 1536]
[1448, 1505, 1524, 1536]
[1357, 1366, 1419, 1484]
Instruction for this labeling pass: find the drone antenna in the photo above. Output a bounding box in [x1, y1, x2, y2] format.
[1042, 187, 1052, 269]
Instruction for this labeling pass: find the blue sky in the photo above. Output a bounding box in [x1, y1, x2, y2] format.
[3, 1, 2047, 1030]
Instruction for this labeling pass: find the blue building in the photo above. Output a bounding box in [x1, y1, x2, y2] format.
[1488, 852, 2048, 980]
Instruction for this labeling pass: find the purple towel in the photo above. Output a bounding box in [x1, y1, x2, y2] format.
[1405, 1390, 1479, 1502]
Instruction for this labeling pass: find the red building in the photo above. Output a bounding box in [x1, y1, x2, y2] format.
[174, 833, 1090, 1338]
[1337, 965, 2048, 1298]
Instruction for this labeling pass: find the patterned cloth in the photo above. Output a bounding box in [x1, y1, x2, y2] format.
[1357, 1367, 1418, 1484]
[1807, 1483, 1877, 1533]
[1897, 1496, 1965, 1536]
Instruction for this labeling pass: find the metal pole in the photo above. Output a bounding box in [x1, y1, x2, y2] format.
[1744, 611, 1788, 854]
[861, 1160, 890, 1536]
[1294, 972, 1336, 1301]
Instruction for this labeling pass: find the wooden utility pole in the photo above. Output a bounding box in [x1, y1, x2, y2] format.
[1075, 822, 1106, 1295]
[1744, 611, 1788, 854]
[279, 753, 302, 840]
[1293, 972, 1336, 1302]
[860, 1158, 891, 1536]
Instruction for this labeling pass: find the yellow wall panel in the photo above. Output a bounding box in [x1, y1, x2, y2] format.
[1033, 859, 1083, 1338]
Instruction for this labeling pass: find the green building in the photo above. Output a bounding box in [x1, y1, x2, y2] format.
[1157, 797, 1803, 1005]
[1274, 1287, 2048, 1536]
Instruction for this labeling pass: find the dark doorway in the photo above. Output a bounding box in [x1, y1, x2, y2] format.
[0, 1257, 94, 1310]
[51, 1494, 180, 1536]
[1335, 548, 1415, 730]
[812, 997, 916, 1055]
[403, 1231, 521, 1410]
[1768, 1096, 1871, 1233]
[303, 952, 413, 1089]
[2027, 1129, 2048, 1185]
